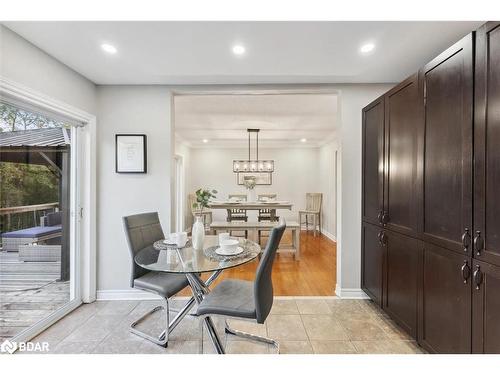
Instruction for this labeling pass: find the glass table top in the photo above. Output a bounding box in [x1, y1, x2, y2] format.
[134, 235, 261, 274]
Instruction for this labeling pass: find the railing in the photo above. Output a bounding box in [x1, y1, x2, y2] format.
[0, 203, 59, 245]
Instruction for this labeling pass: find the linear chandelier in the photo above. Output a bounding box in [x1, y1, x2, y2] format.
[233, 129, 274, 173]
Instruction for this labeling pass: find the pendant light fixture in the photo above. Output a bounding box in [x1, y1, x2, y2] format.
[233, 129, 274, 173]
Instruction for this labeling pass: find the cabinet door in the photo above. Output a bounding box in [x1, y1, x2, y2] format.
[361, 222, 384, 306]
[472, 259, 500, 353]
[383, 230, 421, 338]
[420, 34, 473, 254]
[362, 97, 385, 226]
[384, 74, 423, 238]
[474, 22, 500, 266]
[419, 243, 472, 353]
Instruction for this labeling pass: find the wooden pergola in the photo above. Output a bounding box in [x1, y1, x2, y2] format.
[0, 127, 71, 281]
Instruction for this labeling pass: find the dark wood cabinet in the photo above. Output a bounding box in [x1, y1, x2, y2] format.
[474, 22, 500, 267]
[383, 230, 421, 338]
[362, 96, 385, 226]
[472, 259, 500, 353]
[420, 34, 474, 255]
[361, 222, 384, 305]
[384, 74, 422, 238]
[419, 243, 472, 353]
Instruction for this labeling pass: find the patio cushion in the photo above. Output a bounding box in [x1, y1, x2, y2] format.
[1, 225, 62, 238]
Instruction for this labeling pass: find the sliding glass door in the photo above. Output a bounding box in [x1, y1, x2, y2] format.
[0, 101, 82, 347]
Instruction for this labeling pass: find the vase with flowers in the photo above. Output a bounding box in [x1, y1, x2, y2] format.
[243, 176, 257, 202]
[191, 188, 217, 250]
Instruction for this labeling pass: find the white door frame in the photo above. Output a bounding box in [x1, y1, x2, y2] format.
[170, 86, 342, 295]
[0, 77, 97, 342]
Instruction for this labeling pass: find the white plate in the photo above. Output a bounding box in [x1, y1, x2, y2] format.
[215, 246, 244, 256]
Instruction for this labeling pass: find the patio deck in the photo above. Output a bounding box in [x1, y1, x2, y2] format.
[0, 251, 69, 340]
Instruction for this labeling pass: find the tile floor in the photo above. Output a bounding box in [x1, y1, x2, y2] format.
[27, 298, 425, 354]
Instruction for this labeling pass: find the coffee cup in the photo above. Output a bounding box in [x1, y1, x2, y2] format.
[175, 232, 188, 247]
[218, 232, 230, 244]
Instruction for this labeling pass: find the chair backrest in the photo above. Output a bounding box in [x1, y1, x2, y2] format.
[123, 212, 165, 287]
[228, 194, 247, 215]
[254, 219, 286, 323]
[306, 193, 323, 212]
[258, 194, 278, 216]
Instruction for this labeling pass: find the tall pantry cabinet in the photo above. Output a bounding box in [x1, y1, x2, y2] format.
[361, 21, 500, 354]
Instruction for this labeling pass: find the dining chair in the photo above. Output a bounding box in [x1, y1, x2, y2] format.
[298, 193, 323, 236]
[257, 193, 279, 244]
[196, 219, 286, 354]
[188, 193, 213, 233]
[227, 194, 248, 238]
[123, 212, 191, 347]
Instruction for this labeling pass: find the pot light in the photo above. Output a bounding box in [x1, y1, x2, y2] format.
[232, 44, 246, 56]
[202, 139, 209, 143]
[360, 43, 375, 54]
[101, 43, 117, 54]
[300, 138, 307, 143]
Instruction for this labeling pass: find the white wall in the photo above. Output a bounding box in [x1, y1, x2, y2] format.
[188, 147, 320, 223]
[318, 141, 339, 239]
[96, 86, 173, 292]
[174, 141, 192, 230]
[0, 25, 96, 113]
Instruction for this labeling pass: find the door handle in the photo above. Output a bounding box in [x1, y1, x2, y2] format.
[473, 265, 483, 290]
[461, 228, 471, 252]
[473, 231, 484, 256]
[461, 261, 470, 284]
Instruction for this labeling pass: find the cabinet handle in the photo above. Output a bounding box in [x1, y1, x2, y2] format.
[379, 232, 387, 245]
[473, 231, 484, 256]
[378, 211, 383, 225]
[461, 261, 470, 284]
[461, 228, 471, 252]
[473, 265, 483, 290]
[381, 211, 389, 225]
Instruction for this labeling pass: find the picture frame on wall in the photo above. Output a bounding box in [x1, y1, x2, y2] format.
[237, 172, 272, 185]
[115, 134, 147, 173]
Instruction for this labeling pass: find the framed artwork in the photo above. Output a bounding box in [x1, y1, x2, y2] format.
[237, 172, 272, 185]
[115, 134, 147, 173]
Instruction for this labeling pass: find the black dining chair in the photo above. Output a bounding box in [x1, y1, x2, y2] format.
[123, 212, 191, 347]
[196, 219, 286, 354]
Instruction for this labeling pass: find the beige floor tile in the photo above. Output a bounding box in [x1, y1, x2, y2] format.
[270, 300, 299, 315]
[301, 315, 348, 340]
[340, 318, 388, 341]
[225, 340, 270, 354]
[266, 315, 308, 340]
[52, 341, 98, 354]
[278, 340, 314, 354]
[357, 299, 386, 315]
[371, 315, 413, 340]
[310, 340, 357, 354]
[352, 340, 424, 354]
[295, 299, 332, 314]
[62, 315, 123, 342]
[96, 300, 139, 316]
[326, 299, 374, 321]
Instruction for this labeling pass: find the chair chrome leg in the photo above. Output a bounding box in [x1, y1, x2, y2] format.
[159, 296, 196, 341]
[224, 319, 280, 354]
[130, 298, 169, 347]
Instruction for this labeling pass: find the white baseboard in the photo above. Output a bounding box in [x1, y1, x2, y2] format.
[96, 289, 162, 301]
[320, 228, 337, 242]
[335, 286, 369, 299]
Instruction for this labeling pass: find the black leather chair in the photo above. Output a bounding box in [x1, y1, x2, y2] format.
[123, 212, 191, 347]
[196, 219, 286, 353]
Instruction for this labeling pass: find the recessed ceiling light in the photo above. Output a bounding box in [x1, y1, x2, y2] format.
[300, 138, 307, 143]
[101, 43, 117, 54]
[202, 139, 209, 143]
[232, 44, 246, 56]
[360, 43, 375, 54]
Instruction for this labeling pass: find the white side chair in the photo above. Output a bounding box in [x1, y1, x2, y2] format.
[298, 193, 323, 236]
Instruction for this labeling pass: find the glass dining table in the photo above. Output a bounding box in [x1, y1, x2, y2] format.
[134, 235, 261, 353]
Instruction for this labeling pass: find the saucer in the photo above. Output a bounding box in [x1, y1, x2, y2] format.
[215, 246, 244, 256]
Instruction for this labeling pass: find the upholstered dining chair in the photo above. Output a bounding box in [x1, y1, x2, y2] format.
[123, 212, 190, 347]
[196, 219, 286, 354]
[298, 193, 323, 236]
[227, 194, 249, 238]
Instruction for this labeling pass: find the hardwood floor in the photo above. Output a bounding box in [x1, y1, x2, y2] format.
[180, 230, 337, 296]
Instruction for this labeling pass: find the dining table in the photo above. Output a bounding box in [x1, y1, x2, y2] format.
[208, 200, 293, 211]
[134, 235, 261, 354]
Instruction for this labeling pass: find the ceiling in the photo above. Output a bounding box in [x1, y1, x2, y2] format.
[174, 93, 338, 148]
[3, 21, 483, 85]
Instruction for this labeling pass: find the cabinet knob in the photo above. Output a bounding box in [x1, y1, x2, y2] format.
[473, 231, 484, 256]
[461, 261, 470, 284]
[381, 211, 389, 225]
[473, 265, 483, 290]
[377, 211, 383, 225]
[461, 228, 471, 252]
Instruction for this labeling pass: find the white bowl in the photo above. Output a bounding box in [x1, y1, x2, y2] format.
[220, 239, 239, 250]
